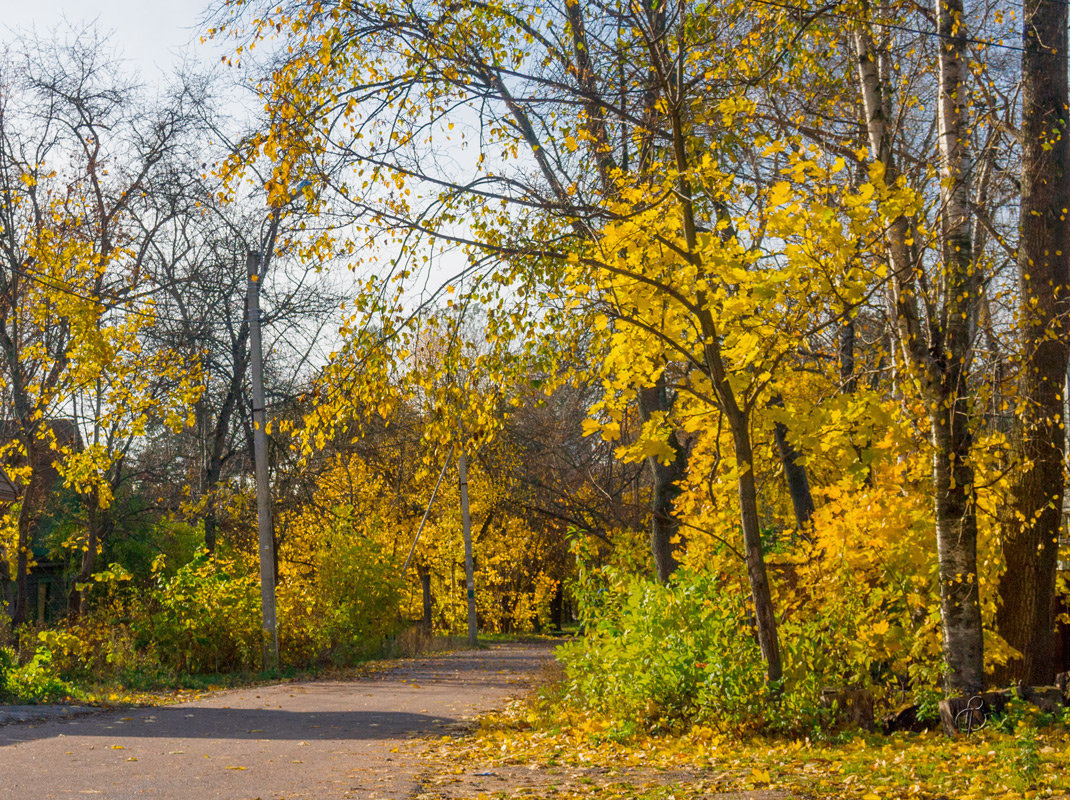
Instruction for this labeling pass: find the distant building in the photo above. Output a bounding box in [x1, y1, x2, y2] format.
[0, 467, 17, 504]
[0, 420, 82, 623]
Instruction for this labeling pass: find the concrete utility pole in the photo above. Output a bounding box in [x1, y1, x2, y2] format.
[458, 448, 477, 646]
[247, 249, 279, 671]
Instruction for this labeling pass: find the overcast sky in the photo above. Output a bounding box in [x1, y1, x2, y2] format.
[4, 0, 220, 81]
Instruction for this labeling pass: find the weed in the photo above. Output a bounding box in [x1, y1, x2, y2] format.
[1014, 721, 1041, 790]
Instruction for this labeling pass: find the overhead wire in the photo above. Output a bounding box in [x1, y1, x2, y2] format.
[748, 0, 1032, 53]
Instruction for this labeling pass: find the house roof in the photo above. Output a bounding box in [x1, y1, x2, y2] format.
[0, 419, 83, 505]
[0, 469, 17, 502]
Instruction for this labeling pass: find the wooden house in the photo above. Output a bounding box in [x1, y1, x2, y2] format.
[0, 420, 82, 624]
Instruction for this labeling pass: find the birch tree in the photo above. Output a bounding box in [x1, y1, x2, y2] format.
[852, 0, 985, 693]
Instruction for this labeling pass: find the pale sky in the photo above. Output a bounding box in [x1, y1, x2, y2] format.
[4, 0, 220, 81]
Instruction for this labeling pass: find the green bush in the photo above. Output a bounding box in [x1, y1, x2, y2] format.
[277, 518, 404, 665]
[15, 511, 407, 687]
[134, 549, 261, 674]
[560, 569, 842, 734]
[562, 571, 769, 729]
[27, 527, 403, 686]
[0, 645, 13, 696]
[0, 644, 79, 703]
[101, 514, 203, 580]
[316, 524, 403, 661]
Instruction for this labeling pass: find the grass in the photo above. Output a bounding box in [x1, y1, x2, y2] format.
[40, 628, 481, 708]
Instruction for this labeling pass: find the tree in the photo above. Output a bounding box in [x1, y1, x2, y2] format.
[212, 0, 807, 681]
[839, 0, 1015, 692]
[215, 0, 1070, 695]
[143, 175, 339, 555]
[0, 28, 220, 622]
[997, 0, 1070, 685]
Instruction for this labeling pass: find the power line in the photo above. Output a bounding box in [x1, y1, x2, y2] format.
[748, 0, 1031, 54]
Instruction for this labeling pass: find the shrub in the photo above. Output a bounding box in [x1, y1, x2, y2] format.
[315, 525, 403, 661]
[278, 520, 403, 665]
[561, 571, 775, 731]
[0, 645, 12, 696]
[560, 567, 855, 734]
[0, 645, 79, 704]
[36, 628, 92, 678]
[135, 549, 261, 674]
[18, 510, 406, 686]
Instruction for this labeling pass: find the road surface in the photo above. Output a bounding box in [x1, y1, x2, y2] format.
[0, 640, 554, 800]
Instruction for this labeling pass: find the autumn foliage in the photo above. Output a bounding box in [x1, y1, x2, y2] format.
[0, 8, 1068, 789]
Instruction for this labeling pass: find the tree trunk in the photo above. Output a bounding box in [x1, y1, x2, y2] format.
[727, 405, 783, 684]
[933, 0, 985, 694]
[665, 37, 782, 680]
[932, 399, 984, 693]
[68, 497, 104, 619]
[999, 0, 1070, 685]
[839, 313, 875, 486]
[418, 564, 433, 630]
[10, 472, 35, 627]
[203, 318, 249, 554]
[202, 390, 236, 555]
[458, 448, 477, 646]
[638, 382, 685, 582]
[854, 2, 987, 693]
[10, 433, 50, 628]
[0, 545, 10, 630]
[774, 422, 814, 529]
[839, 314, 857, 393]
[550, 582, 564, 631]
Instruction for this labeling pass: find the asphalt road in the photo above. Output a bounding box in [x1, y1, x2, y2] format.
[0, 640, 554, 800]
